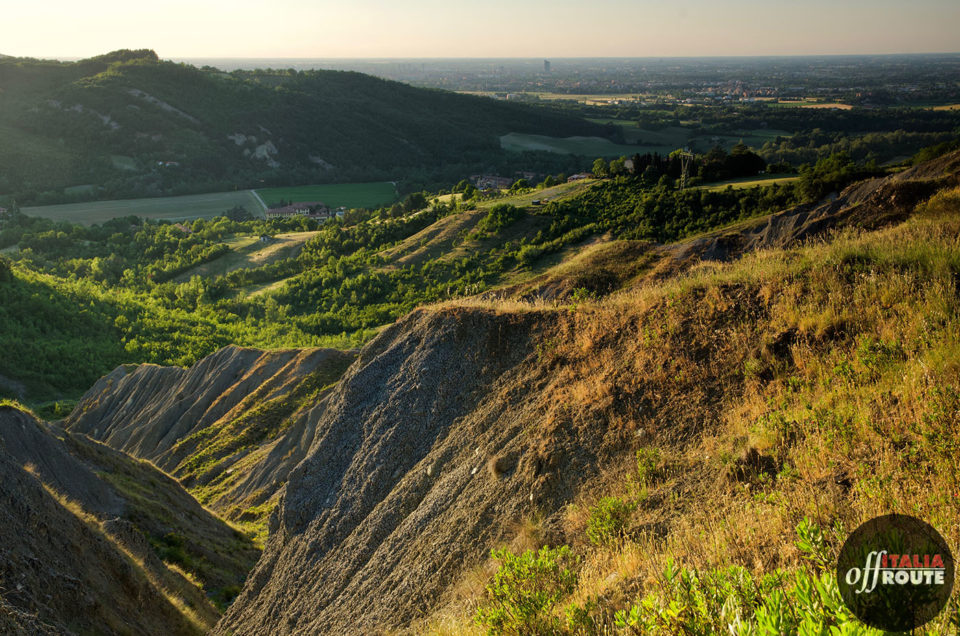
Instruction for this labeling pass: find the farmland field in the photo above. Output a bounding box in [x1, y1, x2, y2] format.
[459, 91, 651, 104]
[500, 132, 673, 157]
[770, 100, 853, 110]
[255, 182, 398, 209]
[22, 190, 266, 225]
[519, 124, 791, 158]
[698, 174, 799, 191]
[688, 128, 792, 152]
[586, 120, 691, 146]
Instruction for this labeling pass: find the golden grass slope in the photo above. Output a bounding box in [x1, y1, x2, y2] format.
[421, 187, 960, 634]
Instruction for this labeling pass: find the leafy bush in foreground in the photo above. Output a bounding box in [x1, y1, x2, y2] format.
[475, 545, 579, 635]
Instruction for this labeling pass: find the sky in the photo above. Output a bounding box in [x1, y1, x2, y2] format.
[6, 0, 959, 59]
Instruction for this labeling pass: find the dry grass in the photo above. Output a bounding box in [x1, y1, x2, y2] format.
[432, 188, 960, 632]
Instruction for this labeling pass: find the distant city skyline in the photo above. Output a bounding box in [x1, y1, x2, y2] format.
[7, 0, 959, 60]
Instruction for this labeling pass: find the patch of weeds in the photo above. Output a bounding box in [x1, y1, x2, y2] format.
[586, 496, 636, 546]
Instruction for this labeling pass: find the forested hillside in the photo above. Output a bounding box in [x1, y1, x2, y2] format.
[0, 50, 602, 205]
[1, 145, 952, 403]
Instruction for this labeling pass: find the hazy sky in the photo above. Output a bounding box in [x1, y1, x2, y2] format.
[7, 0, 959, 59]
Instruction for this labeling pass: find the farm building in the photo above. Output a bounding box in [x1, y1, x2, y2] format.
[471, 175, 514, 191]
[266, 201, 331, 219]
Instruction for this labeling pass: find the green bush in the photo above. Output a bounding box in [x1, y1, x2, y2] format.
[635, 447, 661, 484]
[612, 520, 905, 635]
[0, 256, 12, 283]
[475, 545, 579, 635]
[586, 496, 635, 546]
[474, 204, 522, 236]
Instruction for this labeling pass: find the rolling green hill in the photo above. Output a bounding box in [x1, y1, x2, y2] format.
[0, 50, 603, 206]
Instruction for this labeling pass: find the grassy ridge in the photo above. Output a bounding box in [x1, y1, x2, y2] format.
[426, 187, 960, 634]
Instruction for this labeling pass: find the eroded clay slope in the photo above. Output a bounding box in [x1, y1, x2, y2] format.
[0, 405, 226, 634]
[215, 304, 669, 635]
[66, 345, 356, 528]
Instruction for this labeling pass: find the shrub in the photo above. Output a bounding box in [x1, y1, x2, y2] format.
[635, 447, 661, 484]
[475, 545, 579, 635]
[613, 521, 887, 635]
[586, 496, 635, 546]
[0, 256, 12, 283]
[517, 244, 543, 267]
[474, 204, 522, 236]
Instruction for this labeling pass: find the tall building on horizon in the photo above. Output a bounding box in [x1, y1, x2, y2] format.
[544, 59, 551, 74]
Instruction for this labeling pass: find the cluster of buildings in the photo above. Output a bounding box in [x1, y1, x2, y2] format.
[265, 201, 347, 220]
[471, 175, 515, 191]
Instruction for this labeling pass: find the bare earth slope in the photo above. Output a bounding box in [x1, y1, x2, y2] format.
[0, 405, 237, 634]
[66, 346, 356, 534]
[215, 153, 960, 635]
[216, 308, 565, 634]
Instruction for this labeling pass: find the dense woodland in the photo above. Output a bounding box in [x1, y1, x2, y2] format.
[0, 50, 598, 204]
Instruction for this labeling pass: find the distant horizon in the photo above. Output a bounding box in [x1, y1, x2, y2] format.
[5, 0, 959, 60]
[20, 51, 960, 64]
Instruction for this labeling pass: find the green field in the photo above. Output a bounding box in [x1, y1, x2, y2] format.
[587, 120, 691, 146]
[698, 174, 799, 191]
[255, 182, 398, 209]
[688, 128, 792, 152]
[22, 190, 266, 225]
[509, 124, 792, 159]
[500, 132, 674, 157]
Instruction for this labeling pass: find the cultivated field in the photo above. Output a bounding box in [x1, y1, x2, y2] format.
[500, 132, 670, 157]
[513, 124, 791, 158]
[22, 190, 266, 225]
[255, 182, 398, 209]
[458, 91, 652, 104]
[771, 100, 853, 110]
[587, 120, 691, 146]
